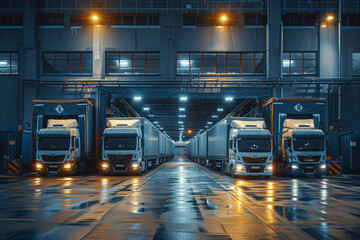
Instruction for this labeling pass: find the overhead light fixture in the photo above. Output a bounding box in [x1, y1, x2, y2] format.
[149, 114, 155, 117]
[179, 115, 186, 118]
[180, 60, 189, 67]
[179, 127, 184, 130]
[326, 15, 334, 21]
[212, 115, 218, 118]
[283, 60, 294, 67]
[179, 108, 186, 111]
[187, 129, 193, 134]
[205, 126, 209, 128]
[180, 96, 188, 101]
[220, 15, 228, 22]
[178, 121, 183, 124]
[160, 127, 163, 130]
[217, 108, 224, 112]
[119, 60, 129, 66]
[133, 96, 142, 101]
[0, 61, 8, 65]
[143, 107, 150, 111]
[207, 121, 213, 124]
[92, 15, 99, 21]
[225, 97, 233, 101]
[153, 121, 158, 124]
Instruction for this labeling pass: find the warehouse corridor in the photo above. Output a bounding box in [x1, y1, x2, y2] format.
[0, 158, 360, 240]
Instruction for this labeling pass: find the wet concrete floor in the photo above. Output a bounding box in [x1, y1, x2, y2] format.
[0, 157, 360, 240]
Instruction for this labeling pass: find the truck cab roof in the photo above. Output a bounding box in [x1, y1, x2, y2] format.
[104, 127, 140, 135]
[38, 128, 78, 136]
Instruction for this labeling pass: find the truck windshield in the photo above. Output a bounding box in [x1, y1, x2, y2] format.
[237, 137, 271, 152]
[38, 136, 70, 151]
[293, 137, 324, 151]
[104, 137, 137, 150]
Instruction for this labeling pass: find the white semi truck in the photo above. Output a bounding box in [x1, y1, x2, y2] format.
[36, 120, 81, 176]
[101, 117, 161, 175]
[32, 99, 95, 176]
[281, 119, 327, 177]
[207, 117, 273, 178]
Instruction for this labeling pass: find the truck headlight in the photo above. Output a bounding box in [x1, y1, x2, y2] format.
[63, 164, 71, 169]
[132, 163, 139, 168]
[320, 164, 326, 170]
[236, 165, 244, 171]
[266, 165, 273, 171]
[102, 162, 109, 168]
[36, 163, 43, 169]
[291, 164, 299, 170]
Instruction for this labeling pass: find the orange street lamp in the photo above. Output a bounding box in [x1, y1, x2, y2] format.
[92, 15, 99, 21]
[187, 129, 193, 134]
[220, 15, 228, 22]
[326, 15, 334, 21]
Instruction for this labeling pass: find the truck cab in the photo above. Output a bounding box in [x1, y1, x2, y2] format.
[101, 119, 145, 175]
[281, 119, 327, 177]
[36, 119, 80, 176]
[225, 119, 273, 177]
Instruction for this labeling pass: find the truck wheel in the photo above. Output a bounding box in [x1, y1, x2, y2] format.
[231, 166, 234, 178]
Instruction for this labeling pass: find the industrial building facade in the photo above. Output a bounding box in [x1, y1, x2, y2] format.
[0, 0, 360, 134]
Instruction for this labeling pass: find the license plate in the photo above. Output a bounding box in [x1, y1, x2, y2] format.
[116, 164, 124, 167]
[306, 166, 314, 169]
[304, 158, 314, 162]
[251, 166, 260, 169]
[50, 165, 58, 168]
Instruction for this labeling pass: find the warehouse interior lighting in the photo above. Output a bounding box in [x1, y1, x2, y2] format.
[143, 107, 150, 111]
[119, 60, 129, 66]
[225, 97, 233, 101]
[283, 60, 294, 67]
[153, 122, 158, 124]
[133, 96, 142, 101]
[180, 60, 189, 66]
[179, 108, 186, 111]
[217, 108, 224, 112]
[180, 96, 188, 101]
[178, 121, 183, 124]
[207, 121, 213, 124]
[326, 15, 334, 21]
[92, 15, 99, 21]
[0, 61, 8, 65]
[212, 115, 218, 118]
[187, 129, 193, 134]
[179, 115, 186, 117]
[149, 114, 154, 117]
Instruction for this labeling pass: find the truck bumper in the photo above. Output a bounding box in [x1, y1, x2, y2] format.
[36, 162, 75, 175]
[101, 161, 140, 174]
[234, 164, 273, 177]
[289, 163, 327, 176]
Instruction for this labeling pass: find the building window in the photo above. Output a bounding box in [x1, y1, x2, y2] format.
[183, 14, 239, 26]
[0, 13, 23, 26]
[282, 13, 318, 26]
[177, 52, 266, 75]
[0, 52, 18, 75]
[38, 13, 64, 26]
[342, 14, 360, 26]
[283, 52, 317, 75]
[244, 14, 266, 26]
[42, 52, 92, 75]
[110, 14, 159, 26]
[105, 52, 160, 75]
[353, 53, 360, 76]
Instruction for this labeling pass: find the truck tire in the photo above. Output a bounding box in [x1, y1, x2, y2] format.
[231, 166, 234, 178]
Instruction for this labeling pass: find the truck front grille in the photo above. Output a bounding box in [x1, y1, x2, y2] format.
[242, 157, 268, 164]
[298, 156, 321, 163]
[42, 155, 65, 163]
[108, 154, 133, 162]
[245, 165, 265, 173]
